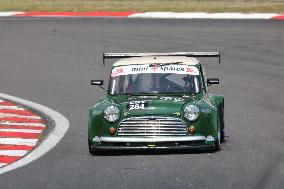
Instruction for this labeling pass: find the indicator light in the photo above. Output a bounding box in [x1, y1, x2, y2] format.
[188, 125, 196, 134]
[109, 127, 116, 135]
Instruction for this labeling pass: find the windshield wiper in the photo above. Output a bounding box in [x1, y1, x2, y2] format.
[149, 62, 183, 67]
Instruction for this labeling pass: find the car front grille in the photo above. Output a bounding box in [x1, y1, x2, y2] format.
[117, 116, 188, 137]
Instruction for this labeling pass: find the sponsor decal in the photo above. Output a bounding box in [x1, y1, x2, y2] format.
[206, 135, 214, 142]
[160, 97, 184, 102]
[173, 112, 181, 116]
[128, 96, 158, 100]
[127, 101, 148, 110]
[111, 67, 125, 77]
[124, 112, 130, 117]
[111, 64, 199, 77]
[93, 136, 101, 142]
[151, 64, 158, 72]
[148, 144, 156, 148]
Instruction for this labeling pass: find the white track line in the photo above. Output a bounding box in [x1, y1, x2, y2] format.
[0, 138, 38, 146]
[0, 12, 23, 17]
[129, 12, 278, 19]
[0, 150, 28, 156]
[0, 100, 3, 102]
[0, 113, 41, 119]
[0, 129, 42, 133]
[0, 163, 7, 168]
[0, 122, 45, 127]
[0, 93, 69, 174]
[0, 106, 24, 110]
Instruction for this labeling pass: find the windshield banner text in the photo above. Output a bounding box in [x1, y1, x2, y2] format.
[111, 64, 199, 77]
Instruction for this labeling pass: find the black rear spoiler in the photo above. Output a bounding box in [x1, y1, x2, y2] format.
[103, 52, 221, 65]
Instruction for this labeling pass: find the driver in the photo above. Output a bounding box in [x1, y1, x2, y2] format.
[134, 73, 162, 93]
[183, 75, 194, 93]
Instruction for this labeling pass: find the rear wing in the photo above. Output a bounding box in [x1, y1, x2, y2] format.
[103, 51, 221, 65]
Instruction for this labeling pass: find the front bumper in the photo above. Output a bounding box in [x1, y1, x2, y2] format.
[99, 136, 206, 142]
[90, 136, 215, 151]
[91, 144, 215, 151]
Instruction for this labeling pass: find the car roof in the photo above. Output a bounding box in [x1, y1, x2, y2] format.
[113, 56, 200, 66]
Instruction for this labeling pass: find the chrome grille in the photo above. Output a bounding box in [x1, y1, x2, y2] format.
[118, 116, 187, 137]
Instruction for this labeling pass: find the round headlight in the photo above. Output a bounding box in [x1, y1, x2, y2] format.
[184, 105, 199, 121]
[104, 105, 120, 122]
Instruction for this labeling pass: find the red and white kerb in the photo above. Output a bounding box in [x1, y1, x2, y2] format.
[0, 99, 46, 168]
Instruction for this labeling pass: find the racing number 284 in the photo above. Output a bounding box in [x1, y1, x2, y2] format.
[128, 101, 147, 110]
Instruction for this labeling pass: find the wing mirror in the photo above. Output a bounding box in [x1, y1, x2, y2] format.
[207, 78, 219, 86]
[91, 80, 103, 86]
[91, 80, 107, 91]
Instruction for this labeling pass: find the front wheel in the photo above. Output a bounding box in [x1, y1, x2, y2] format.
[219, 103, 225, 143]
[214, 113, 221, 151]
[88, 140, 95, 155]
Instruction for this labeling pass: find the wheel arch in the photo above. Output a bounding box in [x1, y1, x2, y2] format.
[209, 94, 224, 108]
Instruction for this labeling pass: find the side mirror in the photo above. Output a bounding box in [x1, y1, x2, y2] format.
[91, 80, 108, 91]
[91, 80, 103, 86]
[207, 78, 219, 86]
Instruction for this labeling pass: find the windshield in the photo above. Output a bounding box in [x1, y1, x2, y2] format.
[109, 64, 201, 95]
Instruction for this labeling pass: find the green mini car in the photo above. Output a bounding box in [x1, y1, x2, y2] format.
[88, 52, 225, 154]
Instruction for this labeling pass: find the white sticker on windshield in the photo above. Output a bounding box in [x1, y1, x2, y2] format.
[111, 64, 199, 77]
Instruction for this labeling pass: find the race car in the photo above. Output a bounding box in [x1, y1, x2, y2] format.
[88, 52, 225, 154]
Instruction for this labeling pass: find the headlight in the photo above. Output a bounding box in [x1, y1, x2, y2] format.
[104, 105, 120, 122]
[184, 105, 199, 121]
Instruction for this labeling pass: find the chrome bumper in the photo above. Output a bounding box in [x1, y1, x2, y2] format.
[91, 144, 215, 151]
[98, 136, 206, 143]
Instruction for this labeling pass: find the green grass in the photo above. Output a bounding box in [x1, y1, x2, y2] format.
[0, 0, 283, 13]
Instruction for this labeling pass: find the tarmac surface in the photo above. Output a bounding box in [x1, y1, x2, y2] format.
[0, 18, 283, 189]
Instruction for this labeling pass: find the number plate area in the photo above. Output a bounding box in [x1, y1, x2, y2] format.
[126, 101, 148, 110]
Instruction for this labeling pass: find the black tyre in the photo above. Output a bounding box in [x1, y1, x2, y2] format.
[218, 102, 225, 143]
[88, 140, 95, 155]
[214, 114, 221, 151]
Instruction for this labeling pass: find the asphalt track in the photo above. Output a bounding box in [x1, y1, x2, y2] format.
[0, 18, 283, 189]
